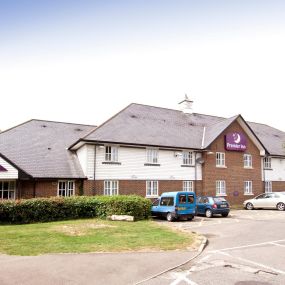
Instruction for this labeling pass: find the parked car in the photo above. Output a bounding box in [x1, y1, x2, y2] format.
[243, 192, 285, 211]
[196, 196, 230, 218]
[151, 191, 196, 222]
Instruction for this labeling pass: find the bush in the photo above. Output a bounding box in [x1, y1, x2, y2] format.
[0, 195, 152, 224]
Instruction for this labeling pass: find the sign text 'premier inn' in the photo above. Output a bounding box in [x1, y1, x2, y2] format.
[225, 132, 247, 151]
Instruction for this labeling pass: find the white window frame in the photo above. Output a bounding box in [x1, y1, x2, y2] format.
[216, 180, 226, 196]
[244, 181, 253, 195]
[146, 180, 158, 197]
[0, 180, 16, 200]
[265, 181, 272, 193]
[146, 148, 159, 164]
[183, 181, 193, 192]
[244, 154, 252, 168]
[58, 180, 75, 197]
[182, 151, 194, 165]
[264, 157, 271, 169]
[216, 152, 225, 167]
[105, 145, 118, 162]
[104, 180, 119, 196]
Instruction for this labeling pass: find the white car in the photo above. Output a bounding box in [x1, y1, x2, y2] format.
[243, 192, 285, 211]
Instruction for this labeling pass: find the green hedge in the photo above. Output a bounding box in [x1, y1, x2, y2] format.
[0, 195, 152, 224]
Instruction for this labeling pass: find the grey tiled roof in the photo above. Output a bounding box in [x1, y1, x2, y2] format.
[0, 120, 95, 178]
[249, 122, 285, 156]
[83, 103, 225, 149]
[83, 103, 285, 156]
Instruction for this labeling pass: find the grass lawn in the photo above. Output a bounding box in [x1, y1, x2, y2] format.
[0, 219, 196, 256]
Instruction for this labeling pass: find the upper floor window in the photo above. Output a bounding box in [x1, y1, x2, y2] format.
[58, 180, 75, 197]
[105, 146, 118, 162]
[264, 157, 271, 169]
[146, 148, 158, 164]
[265, 181, 272, 193]
[244, 154, 252, 168]
[146, 180, 158, 197]
[104, 180, 119, 196]
[183, 181, 193, 192]
[0, 180, 15, 200]
[244, 181, 253, 195]
[183, 151, 194, 165]
[216, 152, 225, 167]
[216, 180, 226, 196]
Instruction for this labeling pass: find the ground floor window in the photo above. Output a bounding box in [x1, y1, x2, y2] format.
[58, 181, 75, 197]
[183, 181, 193, 192]
[216, 180, 226, 196]
[244, 181, 253, 195]
[104, 180, 119, 196]
[265, 181, 272, 193]
[146, 180, 158, 197]
[0, 180, 16, 200]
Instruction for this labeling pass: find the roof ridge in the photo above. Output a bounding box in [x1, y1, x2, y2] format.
[0, 119, 34, 135]
[30, 119, 96, 127]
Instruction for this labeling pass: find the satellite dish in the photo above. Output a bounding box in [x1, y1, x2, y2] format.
[195, 157, 205, 164]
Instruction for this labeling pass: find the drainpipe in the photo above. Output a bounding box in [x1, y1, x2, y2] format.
[194, 152, 197, 193]
[93, 145, 97, 196]
[263, 157, 266, 192]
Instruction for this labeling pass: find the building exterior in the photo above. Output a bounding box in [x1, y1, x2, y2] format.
[0, 99, 285, 204]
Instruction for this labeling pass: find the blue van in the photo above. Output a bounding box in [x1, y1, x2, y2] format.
[151, 191, 196, 222]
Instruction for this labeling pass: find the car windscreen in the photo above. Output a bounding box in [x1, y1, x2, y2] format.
[160, 197, 174, 206]
[213, 197, 227, 203]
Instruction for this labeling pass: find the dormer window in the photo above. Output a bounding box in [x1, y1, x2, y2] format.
[105, 146, 118, 162]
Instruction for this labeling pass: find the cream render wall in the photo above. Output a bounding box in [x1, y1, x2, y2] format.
[263, 158, 285, 182]
[0, 157, 18, 179]
[78, 144, 202, 181]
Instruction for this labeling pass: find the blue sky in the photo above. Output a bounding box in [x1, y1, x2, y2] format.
[1, 1, 285, 131]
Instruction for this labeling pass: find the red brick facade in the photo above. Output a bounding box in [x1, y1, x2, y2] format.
[201, 121, 264, 204]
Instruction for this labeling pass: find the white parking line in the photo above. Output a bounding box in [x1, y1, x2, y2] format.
[208, 238, 285, 253]
[217, 251, 285, 275]
[270, 242, 285, 248]
[170, 272, 199, 285]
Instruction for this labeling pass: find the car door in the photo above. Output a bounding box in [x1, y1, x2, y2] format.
[196, 197, 204, 214]
[151, 199, 160, 216]
[252, 194, 267, 208]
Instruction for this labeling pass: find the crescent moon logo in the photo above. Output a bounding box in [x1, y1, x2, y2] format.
[233, 133, 241, 144]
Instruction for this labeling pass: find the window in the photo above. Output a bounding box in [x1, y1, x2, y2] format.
[244, 154, 252, 168]
[160, 197, 174, 206]
[264, 157, 271, 169]
[265, 181, 272, 193]
[104, 180, 119, 196]
[183, 181, 193, 192]
[146, 148, 158, 164]
[105, 146, 118, 162]
[216, 180, 226, 196]
[244, 181, 253, 195]
[216, 152, 225, 167]
[146, 181, 158, 197]
[0, 180, 15, 200]
[58, 181, 75, 197]
[183, 151, 194, 165]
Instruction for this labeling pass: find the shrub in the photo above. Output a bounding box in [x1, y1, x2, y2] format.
[0, 195, 152, 224]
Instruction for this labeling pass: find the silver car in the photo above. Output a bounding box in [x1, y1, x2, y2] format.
[243, 192, 285, 211]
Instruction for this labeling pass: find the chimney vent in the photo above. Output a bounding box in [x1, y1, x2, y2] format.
[179, 94, 193, 114]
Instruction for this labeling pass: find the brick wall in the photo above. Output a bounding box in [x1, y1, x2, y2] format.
[18, 179, 82, 198]
[83, 179, 202, 197]
[271, 181, 285, 192]
[202, 121, 263, 205]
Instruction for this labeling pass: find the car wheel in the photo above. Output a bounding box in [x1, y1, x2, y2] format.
[166, 212, 174, 222]
[246, 202, 254, 210]
[277, 202, 285, 211]
[221, 213, 229, 217]
[205, 209, 213, 218]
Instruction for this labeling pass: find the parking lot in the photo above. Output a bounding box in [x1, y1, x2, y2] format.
[149, 210, 285, 285]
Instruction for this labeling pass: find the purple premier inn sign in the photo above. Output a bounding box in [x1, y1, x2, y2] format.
[225, 132, 247, 151]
